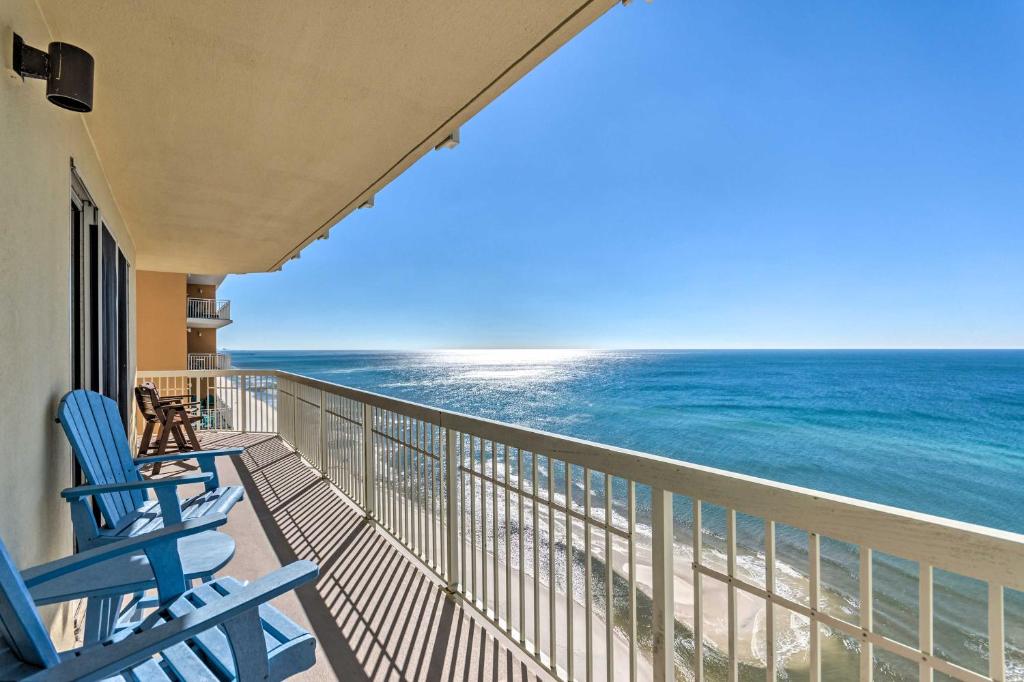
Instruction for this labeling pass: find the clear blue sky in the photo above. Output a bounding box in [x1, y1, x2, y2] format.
[220, 1, 1023, 350]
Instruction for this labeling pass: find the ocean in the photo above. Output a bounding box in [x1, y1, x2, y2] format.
[229, 349, 1024, 679]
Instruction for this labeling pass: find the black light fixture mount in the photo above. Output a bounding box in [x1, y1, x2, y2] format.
[12, 32, 94, 112]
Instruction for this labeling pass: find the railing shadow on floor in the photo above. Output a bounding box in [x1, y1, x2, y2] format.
[215, 433, 547, 682]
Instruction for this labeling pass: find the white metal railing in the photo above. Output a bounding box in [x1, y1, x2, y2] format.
[136, 369, 1024, 682]
[137, 369, 276, 434]
[186, 297, 231, 321]
[186, 352, 232, 370]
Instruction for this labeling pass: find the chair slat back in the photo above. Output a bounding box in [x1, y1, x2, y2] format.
[135, 385, 161, 424]
[58, 390, 146, 529]
[0, 536, 59, 670]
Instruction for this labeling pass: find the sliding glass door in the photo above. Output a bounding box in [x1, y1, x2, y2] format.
[71, 169, 131, 430]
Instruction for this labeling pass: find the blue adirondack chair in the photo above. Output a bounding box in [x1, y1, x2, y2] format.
[32, 504, 236, 645]
[0, 515, 319, 680]
[56, 390, 246, 550]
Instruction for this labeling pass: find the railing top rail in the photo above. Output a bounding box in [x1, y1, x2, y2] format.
[272, 368, 1024, 590]
[137, 368, 272, 378]
[186, 297, 230, 303]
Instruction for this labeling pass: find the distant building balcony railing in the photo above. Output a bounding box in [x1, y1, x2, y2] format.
[187, 352, 231, 370]
[135, 368, 1024, 682]
[186, 297, 231, 328]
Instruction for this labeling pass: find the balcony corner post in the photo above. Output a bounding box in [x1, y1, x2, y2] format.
[362, 402, 375, 522]
[444, 425, 459, 595]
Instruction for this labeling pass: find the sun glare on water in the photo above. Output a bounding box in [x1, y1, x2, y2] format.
[433, 348, 596, 365]
[426, 349, 599, 383]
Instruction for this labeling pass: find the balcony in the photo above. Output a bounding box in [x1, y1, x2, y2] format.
[186, 352, 232, 370]
[136, 369, 1024, 681]
[186, 297, 232, 328]
[186, 430, 549, 681]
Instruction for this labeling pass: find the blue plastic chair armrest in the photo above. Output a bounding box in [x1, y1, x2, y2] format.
[134, 447, 243, 466]
[135, 449, 242, 490]
[60, 472, 213, 499]
[25, 561, 319, 682]
[21, 515, 227, 588]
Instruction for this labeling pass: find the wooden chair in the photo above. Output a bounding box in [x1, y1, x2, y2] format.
[57, 389, 245, 551]
[0, 515, 319, 680]
[135, 383, 203, 475]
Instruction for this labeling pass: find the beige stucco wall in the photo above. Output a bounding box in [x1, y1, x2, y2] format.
[185, 283, 219, 354]
[187, 328, 218, 354]
[1, 0, 136, 643]
[137, 271, 187, 370]
[186, 283, 216, 299]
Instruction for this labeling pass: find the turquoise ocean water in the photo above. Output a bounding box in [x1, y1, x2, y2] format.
[230, 349, 1024, 679]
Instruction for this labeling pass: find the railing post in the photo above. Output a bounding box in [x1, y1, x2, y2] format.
[318, 390, 327, 477]
[444, 426, 459, 594]
[362, 402, 375, 521]
[240, 374, 248, 433]
[651, 487, 674, 682]
[191, 375, 201, 428]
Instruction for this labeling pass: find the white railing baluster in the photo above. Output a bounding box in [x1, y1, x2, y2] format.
[652, 488, 674, 682]
[628, 481, 637, 682]
[809, 532, 821, 682]
[395, 413, 402, 536]
[920, 563, 933, 682]
[403, 411, 411, 544]
[605, 473, 614, 682]
[565, 464, 575, 682]
[432, 424, 439, 571]
[518, 448, 526, 645]
[726, 509, 737, 682]
[387, 413, 395, 533]
[504, 443, 512, 630]
[415, 419, 423, 559]
[989, 583, 1005, 682]
[403, 415, 411, 544]
[481, 439, 489, 611]
[459, 433, 468, 596]
[585, 467, 594, 682]
[765, 519, 776, 682]
[446, 426, 459, 592]
[532, 452, 541, 658]
[548, 457, 557, 673]
[318, 390, 326, 475]
[860, 546, 873, 682]
[240, 374, 248, 433]
[401, 415, 409, 544]
[363, 403, 374, 520]
[492, 441, 500, 619]
[471, 436, 479, 604]
[693, 499, 703, 682]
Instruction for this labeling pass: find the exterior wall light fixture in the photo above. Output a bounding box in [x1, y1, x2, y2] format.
[435, 129, 459, 150]
[12, 33, 94, 112]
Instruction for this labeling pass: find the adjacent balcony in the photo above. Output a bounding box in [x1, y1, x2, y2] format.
[186, 297, 232, 328]
[187, 352, 232, 370]
[136, 369, 1024, 682]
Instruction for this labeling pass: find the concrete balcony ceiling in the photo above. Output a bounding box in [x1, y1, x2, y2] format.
[36, 0, 617, 274]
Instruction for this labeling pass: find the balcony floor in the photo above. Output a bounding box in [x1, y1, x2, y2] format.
[186, 433, 552, 682]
